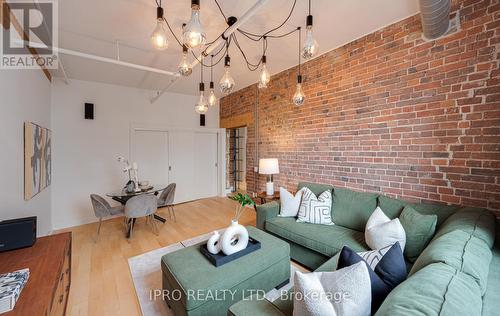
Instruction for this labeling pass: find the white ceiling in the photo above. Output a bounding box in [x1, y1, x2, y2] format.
[52, 0, 420, 96]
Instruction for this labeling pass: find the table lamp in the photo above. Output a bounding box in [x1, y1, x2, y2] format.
[259, 158, 279, 196]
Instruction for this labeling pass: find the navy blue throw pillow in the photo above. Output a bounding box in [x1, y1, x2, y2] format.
[337, 243, 407, 314]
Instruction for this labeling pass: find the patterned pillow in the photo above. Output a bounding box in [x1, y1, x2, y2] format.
[296, 187, 334, 225]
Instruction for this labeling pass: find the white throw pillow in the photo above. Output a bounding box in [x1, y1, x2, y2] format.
[296, 188, 334, 225]
[293, 261, 371, 316]
[357, 244, 394, 270]
[365, 207, 406, 250]
[279, 187, 303, 217]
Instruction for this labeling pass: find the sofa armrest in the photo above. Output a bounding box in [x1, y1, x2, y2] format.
[255, 201, 280, 230]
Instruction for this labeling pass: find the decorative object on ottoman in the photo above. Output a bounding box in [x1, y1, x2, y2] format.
[206, 231, 221, 254]
[293, 262, 372, 316]
[365, 206, 406, 250]
[201, 237, 261, 267]
[296, 187, 333, 225]
[207, 193, 255, 256]
[337, 243, 407, 314]
[259, 158, 279, 196]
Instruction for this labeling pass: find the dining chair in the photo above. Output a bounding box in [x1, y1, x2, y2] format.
[90, 194, 125, 242]
[125, 194, 159, 238]
[157, 183, 177, 222]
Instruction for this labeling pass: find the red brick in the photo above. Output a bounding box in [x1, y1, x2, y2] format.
[220, 0, 500, 214]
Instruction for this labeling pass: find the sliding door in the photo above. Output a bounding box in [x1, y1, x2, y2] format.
[131, 130, 169, 186]
[168, 131, 196, 203]
[194, 132, 218, 199]
[132, 128, 221, 204]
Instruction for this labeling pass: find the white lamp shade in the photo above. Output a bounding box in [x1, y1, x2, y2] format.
[259, 158, 279, 175]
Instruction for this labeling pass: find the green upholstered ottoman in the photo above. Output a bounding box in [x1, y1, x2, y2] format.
[161, 226, 290, 316]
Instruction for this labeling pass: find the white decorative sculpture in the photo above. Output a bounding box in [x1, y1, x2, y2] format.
[207, 231, 221, 255]
[206, 221, 249, 256]
[206, 193, 255, 256]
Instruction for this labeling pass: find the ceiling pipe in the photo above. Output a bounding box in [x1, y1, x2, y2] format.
[419, 0, 451, 40]
[150, 0, 269, 104]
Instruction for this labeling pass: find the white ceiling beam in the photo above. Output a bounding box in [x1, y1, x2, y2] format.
[150, 0, 269, 104]
[56, 47, 180, 77]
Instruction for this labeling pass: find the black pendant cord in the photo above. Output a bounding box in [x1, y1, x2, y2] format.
[298, 27, 301, 77]
[308, 0, 311, 16]
[210, 55, 214, 82]
[152, 0, 302, 75]
[237, 0, 297, 40]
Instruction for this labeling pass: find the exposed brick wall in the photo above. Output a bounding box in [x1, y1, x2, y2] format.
[220, 0, 500, 214]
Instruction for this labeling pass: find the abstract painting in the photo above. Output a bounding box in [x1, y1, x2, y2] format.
[24, 122, 51, 200]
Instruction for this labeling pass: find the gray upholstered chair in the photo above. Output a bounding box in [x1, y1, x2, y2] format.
[125, 194, 159, 238]
[90, 194, 125, 242]
[157, 183, 177, 221]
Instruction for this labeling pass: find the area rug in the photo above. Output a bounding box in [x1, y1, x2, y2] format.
[128, 230, 307, 316]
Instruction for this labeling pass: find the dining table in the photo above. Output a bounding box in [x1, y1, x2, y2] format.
[106, 184, 168, 237]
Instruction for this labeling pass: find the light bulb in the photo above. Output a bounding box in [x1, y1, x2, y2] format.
[182, 3, 206, 48]
[208, 83, 217, 106]
[302, 26, 318, 60]
[195, 92, 208, 114]
[178, 47, 192, 76]
[293, 76, 305, 106]
[258, 61, 270, 89]
[219, 56, 235, 94]
[151, 18, 168, 50]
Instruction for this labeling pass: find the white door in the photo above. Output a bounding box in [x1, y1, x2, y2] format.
[194, 132, 218, 199]
[132, 130, 169, 187]
[168, 131, 195, 203]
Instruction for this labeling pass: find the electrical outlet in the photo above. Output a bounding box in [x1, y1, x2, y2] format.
[254, 166, 258, 172]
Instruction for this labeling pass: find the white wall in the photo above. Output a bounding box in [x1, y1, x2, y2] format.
[51, 78, 219, 229]
[0, 69, 52, 236]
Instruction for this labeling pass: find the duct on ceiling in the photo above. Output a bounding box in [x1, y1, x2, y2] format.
[419, 0, 451, 40]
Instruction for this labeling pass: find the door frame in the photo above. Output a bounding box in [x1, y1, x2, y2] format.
[129, 123, 226, 198]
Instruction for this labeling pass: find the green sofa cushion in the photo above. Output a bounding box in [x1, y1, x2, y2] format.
[297, 182, 333, 198]
[378, 195, 459, 227]
[483, 246, 500, 316]
[410, 230, 492, 295]
[376, 263, 482, 316]
[265, 217, 368, 257]
[331, 187, 378, 231]
[399, 206, 437, 262]
[433, 207, 496, 248]
[378, 196, 408, 219]
[410, 203, 460, 227]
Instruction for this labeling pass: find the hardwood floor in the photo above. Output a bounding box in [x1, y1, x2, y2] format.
[56, 197, 256, 316]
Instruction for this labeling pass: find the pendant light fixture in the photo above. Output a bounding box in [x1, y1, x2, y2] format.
[151, 1, 168, 50]
[182, 0, 206, 49]
[293, 27, 305, 106]
[178, 44, 192, 76]
[208, 55, 217, 106]
[302, 0, 318, 60]
[258, 38, 270, 89]
[219, 42, 235, 94]
[195, 59, 208, 114]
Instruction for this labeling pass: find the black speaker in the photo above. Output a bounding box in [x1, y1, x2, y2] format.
[0, 216, 37, 252]
[84, 103, 94, 120]
[200, 114, 206, 126]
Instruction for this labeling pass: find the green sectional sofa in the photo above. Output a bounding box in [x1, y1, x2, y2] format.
[229, 182, 499, 316]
